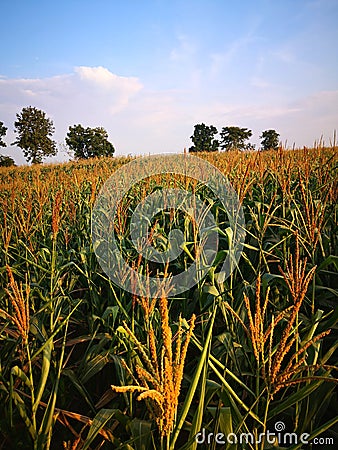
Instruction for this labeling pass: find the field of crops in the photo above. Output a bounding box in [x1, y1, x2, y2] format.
[0, 147, 337, 450]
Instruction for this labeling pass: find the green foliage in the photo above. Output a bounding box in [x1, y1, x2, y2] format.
[260, 129, 280, 151]
[0, 154, 15, 167]
[189, 123, 219, 152]
[13, 106, 57, 164]
[0, 121, 7, 147]
[220, 126, 252, 151]
[66, 124, 115, 159]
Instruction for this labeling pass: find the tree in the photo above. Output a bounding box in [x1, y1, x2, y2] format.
[0, 122, 16, 167]
[66, 124, 115, 159]
[260, 129, 280, 151]
[13, 106, 57, 164]
[189, 123, 219, 152]
[0, 155, 16, 167]
[0, 121, 7, 148]
[219, 126, 252, 151]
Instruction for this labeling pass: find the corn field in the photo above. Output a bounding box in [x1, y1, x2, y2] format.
[0, 147, 337, 449]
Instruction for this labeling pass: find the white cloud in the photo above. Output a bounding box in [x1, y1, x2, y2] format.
[74, 66, 141, 98]
[0, 66, 142, 118]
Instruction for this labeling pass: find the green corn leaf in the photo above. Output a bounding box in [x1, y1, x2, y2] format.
[11, 365, 32, 390]
[170, 304, 217, 450]
[80, 352, 110, 384]
[11, 391, 36, 441]
[33, 338, 53, 415]
[128, 418, 153, 450]
[188, 325, 211, 450]
[82, 409, 117, 450]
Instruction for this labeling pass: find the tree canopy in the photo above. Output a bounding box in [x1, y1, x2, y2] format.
[189, 123, 219, 153]
[0, 121, 7, 148]
[12, 107, 57, 164]
[219, 126, 252, 151]
[66, 124, 115, 159]
[0, 155, 15, 167]
[260, 129, 280, 151]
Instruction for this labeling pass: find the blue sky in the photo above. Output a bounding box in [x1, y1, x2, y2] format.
[1, 0, 338, 163]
